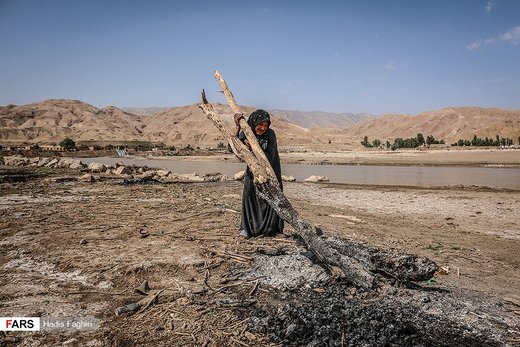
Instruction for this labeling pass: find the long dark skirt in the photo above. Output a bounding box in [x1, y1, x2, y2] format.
[240, 173, 284, 237]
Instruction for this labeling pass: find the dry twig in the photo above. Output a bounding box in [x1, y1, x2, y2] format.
[249, 281, 259, 297]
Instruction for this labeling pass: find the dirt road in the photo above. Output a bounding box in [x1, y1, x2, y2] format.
[1, 165, 519, 346]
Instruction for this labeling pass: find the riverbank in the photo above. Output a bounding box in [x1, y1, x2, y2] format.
[4, 151, 520, 190]
[281, 148, 520, 167]
[3, 148, 520, 167]
[0, 164, 519, 346]
[145, 148, 520, 167]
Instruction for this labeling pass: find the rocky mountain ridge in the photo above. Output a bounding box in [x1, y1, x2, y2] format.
[1, 99, 519, 148]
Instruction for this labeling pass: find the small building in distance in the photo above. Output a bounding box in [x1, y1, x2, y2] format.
[40, 145, 65, 151]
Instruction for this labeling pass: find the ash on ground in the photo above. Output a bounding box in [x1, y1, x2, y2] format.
[236, 233, 518, 346]
[248, 283, 512, 347]
[242, 251, 331, 290]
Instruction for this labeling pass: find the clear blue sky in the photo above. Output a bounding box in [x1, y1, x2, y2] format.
[1, 0, 519, 114]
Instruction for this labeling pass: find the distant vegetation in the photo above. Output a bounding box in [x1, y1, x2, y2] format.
[451, 134, 516, 147]
[361, 133, 444, 150]
[59, 137, 76, 149]
[362, 133, 520, 149]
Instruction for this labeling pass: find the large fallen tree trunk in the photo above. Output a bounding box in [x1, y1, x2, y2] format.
[199, 71, 437, 289]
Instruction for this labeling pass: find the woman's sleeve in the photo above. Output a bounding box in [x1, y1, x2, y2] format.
[266, 130, 278, 159]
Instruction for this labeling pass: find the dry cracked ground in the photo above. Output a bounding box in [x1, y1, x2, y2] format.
[1, 165, 519, 346]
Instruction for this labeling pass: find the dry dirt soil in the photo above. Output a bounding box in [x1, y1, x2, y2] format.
[1, 165, 519, 346]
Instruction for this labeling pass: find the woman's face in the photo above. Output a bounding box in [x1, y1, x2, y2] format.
[255, 121, 269, 136]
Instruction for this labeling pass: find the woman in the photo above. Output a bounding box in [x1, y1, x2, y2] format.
[233, 109, 284, 239]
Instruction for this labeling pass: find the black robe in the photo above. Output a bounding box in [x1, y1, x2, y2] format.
[239, 128, 284, 237]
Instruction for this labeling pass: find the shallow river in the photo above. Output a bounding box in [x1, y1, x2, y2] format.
[79, 157, 520, 190]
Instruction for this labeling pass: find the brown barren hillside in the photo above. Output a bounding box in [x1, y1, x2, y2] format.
[344, 107, 520, 143]
[1, 100, 519, 148]
[269, 109, 374, 128]
[0, 99, 144, 144]
[142, 104, 315, 147]
[0, 99, 319, 147]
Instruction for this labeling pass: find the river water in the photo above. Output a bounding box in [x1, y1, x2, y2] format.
[79, 157, 520, 190]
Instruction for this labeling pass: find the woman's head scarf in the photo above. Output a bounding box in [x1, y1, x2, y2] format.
[247, 109, 271, 131]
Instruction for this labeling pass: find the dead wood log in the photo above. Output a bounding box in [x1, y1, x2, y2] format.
[213, 71, 279, 187]
[198, 71, 437, 289]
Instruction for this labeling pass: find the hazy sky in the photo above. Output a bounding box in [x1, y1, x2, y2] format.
[1, 0, 519, 114]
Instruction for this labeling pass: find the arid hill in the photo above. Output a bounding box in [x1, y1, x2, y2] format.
[343, 107, 520, 144]
[141, 104, 315, 147]
[1, 100, 519, 148]
[270, 109, 374, 128]
[0, 100, 319, 147]
[0, 99, 144, 144]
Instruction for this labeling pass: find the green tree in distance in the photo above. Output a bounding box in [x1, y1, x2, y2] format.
[59, 137, 76, 150]
[361, 136, 372, 147]
[416, 133, 425, 146]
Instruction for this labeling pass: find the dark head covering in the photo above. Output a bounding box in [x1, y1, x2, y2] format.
[247, 109, 271, 130]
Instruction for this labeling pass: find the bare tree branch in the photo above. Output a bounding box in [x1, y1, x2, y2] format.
[213, 70, 279, 187]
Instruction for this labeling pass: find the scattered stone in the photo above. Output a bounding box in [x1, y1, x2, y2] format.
[37, 157, 51, 167]
[202, 172, 229, 182]
[58, 158, 80, 168]
[282, 175, 296, 182]
[304, 175, 329, 183]
[138, 171, 155, 180]
[114, 166, 131, 175]
[4, 155, 29, 166]
[79, 174, 95, 182]
[69, 161, 84, 170]
[87, 162, 106, 173]
[45, 158, 59, 168]
[155, 169, 171, 177]
[234, 170, 245, 181]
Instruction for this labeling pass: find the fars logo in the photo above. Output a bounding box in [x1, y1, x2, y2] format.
[0, 317, 40, 331]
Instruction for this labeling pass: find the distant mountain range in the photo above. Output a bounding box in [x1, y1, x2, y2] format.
[1, 99, 519, 149]
[123, 107, 375, 129]
[269, 109, 375, 128]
